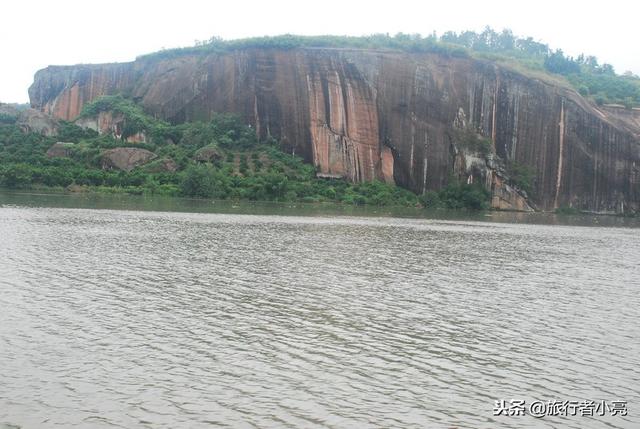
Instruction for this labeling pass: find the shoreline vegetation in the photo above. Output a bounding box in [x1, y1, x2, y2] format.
[0, 96, 493, 211]
[1, 96, 634, 216]
[0, 189, 635, 224]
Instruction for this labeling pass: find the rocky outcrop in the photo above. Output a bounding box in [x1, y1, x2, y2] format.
[18, 109, 59, 136]
[75, 111, 147, 143]
[1, 104, 59, 136]
[46, 142, 74, 158]
[491, 175, 534, 212]
[101, 147, 156, 172]
[601, 105, 640, 136]
[143, 158, 178, 173]
[194, 145, 223, 163]
[29, 48, 640, 213]
[0, 103, 20, 117]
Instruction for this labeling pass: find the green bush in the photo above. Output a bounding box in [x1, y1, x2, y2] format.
[179, 165, 217, 198]
[0, 104, 449, 208]
[453, 128, 493, 157]
[0, 163, 34, 187]
[421, 191, 441, 208]
[0, 113, 17, 124]
[437, 181, 490, 210]
[506, 161, 536, 195]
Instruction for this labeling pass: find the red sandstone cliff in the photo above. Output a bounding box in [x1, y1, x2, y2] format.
[29, 48, 640, 212]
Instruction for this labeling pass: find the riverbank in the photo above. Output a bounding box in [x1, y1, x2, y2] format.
[2, 189, 639, 228]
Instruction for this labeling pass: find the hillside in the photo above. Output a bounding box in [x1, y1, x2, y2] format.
[0, 98, 427, 207]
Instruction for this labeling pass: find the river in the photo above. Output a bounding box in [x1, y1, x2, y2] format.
[0, 191, 638, 428]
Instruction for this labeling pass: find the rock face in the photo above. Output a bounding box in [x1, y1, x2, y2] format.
[1, 104, 59, 136]
[75, 111, 147, 143]
[144, 158, 178, 173]
[29, 48, 640, 213]
[491, 175, 534, 212]
[18, 109, 59, 136]
[101, 147, 156, 172]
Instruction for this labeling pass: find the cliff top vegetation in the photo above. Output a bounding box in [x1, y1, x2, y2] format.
[137, 30, 640, 108]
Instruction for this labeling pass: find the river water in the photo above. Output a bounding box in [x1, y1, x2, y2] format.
[0, 192, 638, 428]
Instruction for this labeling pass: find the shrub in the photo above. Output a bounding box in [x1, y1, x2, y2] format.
[438, 181, 490, 210]
[421, 191, 442, 208]
[179, 165, 215, 198]
[506, 161, 536, 195]
[0, 164, 34, 187]
[0, 113, 17, 124]
[453, 128, 493, 157]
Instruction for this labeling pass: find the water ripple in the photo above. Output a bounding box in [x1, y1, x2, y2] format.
[0, 207, 638, 428]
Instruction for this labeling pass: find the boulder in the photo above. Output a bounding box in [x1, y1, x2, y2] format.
[1, 103, 59, 136]
[194, 145, 223, 162]
[46, 142, 75, 158]
[143, 158, 178, 173]
[101, 147, 157, 172]
[17, 109, 58, 136]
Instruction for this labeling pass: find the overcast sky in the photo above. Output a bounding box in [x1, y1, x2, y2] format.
[1, 0, 638, 103]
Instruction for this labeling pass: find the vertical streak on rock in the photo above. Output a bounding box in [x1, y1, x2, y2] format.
[511, 92, 519, 160]
[492, 73, 499, 150]
[306, 73, 321, 170]
[554, 99, 566, 209]
[329, 71, 344, 134]
[409, 141, 415, 181]
[469, 82, 475, 127]
[253, 94, 261, 138]
[369, 151, 375, 181]
[29, 50, 639, 212]
[380, 146, 395, 184]
[89, 75, 95, 108]
[593, 122, 602, 208]
[352, 142, 359, 182]
[410, 114, 417, 186]
[422, 131, 428, 195]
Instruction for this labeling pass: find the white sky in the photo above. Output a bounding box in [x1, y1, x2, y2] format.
[1, 0, 638, 103]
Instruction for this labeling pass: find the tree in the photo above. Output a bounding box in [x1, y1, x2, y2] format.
[544, 50, 580, 75]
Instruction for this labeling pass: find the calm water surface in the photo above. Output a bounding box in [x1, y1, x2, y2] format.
[0, 192, 639, 428]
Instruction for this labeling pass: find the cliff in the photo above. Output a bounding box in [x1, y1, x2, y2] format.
[29, 48, 640, 213]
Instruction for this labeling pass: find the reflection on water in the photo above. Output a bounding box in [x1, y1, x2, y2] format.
[1, 189, 639, 228]
[0, 192, 639, 428]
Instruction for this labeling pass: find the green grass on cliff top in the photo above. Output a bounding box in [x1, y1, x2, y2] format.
[136, 33, 468, 60]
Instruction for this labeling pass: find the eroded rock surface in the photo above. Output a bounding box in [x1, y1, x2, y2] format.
[75, 111, 147, 143]
[144, 158, 178, 173]
[29, 49, 640, 212]
[2, 103, 59, 136]
[46, 142, 74, 158]
[194, 145, 223, 163]
[101, 147, 156, 172]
